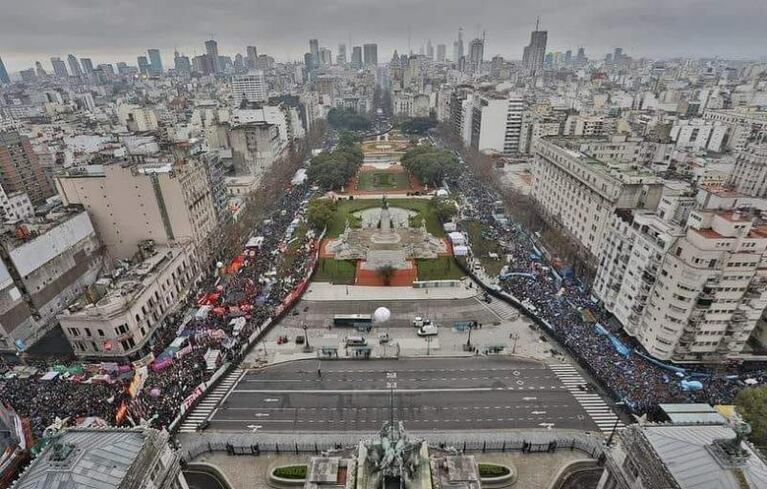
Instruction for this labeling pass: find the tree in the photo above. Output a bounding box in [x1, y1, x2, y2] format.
[400, 117, 438, 135]
[432, 199, 458, 222]
[307, 199, 337, 231]
[327, 107, 371, 132]
[735, 386, 767, 447]
[401, 144, 461, 187]
[377, 265, 396, 286]
[307, 142, 364, 190]
[339, 132, 361, 147]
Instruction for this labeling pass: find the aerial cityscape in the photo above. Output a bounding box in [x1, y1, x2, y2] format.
[1, 1, 767, 488]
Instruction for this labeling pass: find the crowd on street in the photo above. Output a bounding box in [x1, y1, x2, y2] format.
[450, 166, 766, 417]
[0, 178, 318, 437]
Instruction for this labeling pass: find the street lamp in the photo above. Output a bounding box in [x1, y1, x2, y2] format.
[425, 336, 433, 356]
[606, 401, 626, 446]
[510, 333, 519, 354]
[302, 322, 311, 352]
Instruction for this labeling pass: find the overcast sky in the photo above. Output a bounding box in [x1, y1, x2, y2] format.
[1, 0, 765, 72]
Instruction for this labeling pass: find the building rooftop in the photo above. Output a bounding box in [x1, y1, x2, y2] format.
[10, 428, 160, 489]
[0, 208, 89, 251]
[640, 424, 767, 489]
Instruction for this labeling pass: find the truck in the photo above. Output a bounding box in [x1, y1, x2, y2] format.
[412, 317, 432, 328]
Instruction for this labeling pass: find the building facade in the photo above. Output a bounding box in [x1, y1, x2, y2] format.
[0, 131, 54, 204]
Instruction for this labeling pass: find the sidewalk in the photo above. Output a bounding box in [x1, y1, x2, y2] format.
[303, 282, 479, 301]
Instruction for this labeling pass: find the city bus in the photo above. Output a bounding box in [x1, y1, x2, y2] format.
[333, 314, 373, 328]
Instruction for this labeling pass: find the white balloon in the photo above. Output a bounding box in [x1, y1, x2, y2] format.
[373, 307, 391, 323]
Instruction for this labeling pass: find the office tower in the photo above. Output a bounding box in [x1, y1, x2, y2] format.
[205, 39, 220, 73]
[137, 56, 151, 75]
[116, 62, 130, 75]
[613, 47, 623, 64]
[564, 50, 572, 65]
[351, 46, 363, 68]
[426, 40, 434, 60]
[337, 44, 347, 65]
[453, 27, 464, 62]
[50, 57, 69, 78]
[67, 54, 82, 77]
[174, 51, 191, 75]
[363, 43, 378, 66]
[246, 45, 258, 68]
[97, 64, 115, 75]
[80, 57, 94, 74]
[232, 70, 267, 107]
[436, 44, 446, 62]
[576, 47, 586, 63]
[0, 56, 9, 84]
[521, 19, 547, 76]
[19, 69, 36, 82]
[319, 47, 332, 66]
[0, 131, 53, 203]
[309, 39, 319, 66]
[303, 52, 314, 73]
[147, 48, 163, 74]
[35, 61, 46, 78]
[468, 37, 484, 73]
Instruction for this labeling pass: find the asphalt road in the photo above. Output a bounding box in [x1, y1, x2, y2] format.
[208, 358, 602, 433]
[280, 297, 499, 329]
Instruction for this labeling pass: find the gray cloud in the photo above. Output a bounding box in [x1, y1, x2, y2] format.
[1, 0, 765, 71]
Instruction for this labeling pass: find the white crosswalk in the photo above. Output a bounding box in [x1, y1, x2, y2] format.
[480, 297, 521, 321]
[548, 363, 625, 435]
[178, 368, 245, 433]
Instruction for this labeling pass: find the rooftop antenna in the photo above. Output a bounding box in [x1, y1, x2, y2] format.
[535, 17, 540, 31]
[408, 25, 412, 55]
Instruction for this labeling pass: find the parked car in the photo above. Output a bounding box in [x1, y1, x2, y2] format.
[417, 324, 439, 337]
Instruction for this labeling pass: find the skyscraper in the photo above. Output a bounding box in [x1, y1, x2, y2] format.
[468, 37, 484, 73]
[436, 44, 446, 62]
[246, 46, 258, 68]
[309, 39, 319, 67]
[232, 70, 267, 107]
[576, 47, 586, 64]
[174, 51, 191, 76]
[50, 57, 69, 78]
[137, 56, 151, 75]
[319, 47, 333, 66]
[205, 40, 220, 74]
[453, 27, 464, 63]
[521, 19, 547, 76]
[337, 44, 347, 65]
[67, 54, 83, 78]
[80, 58, 94, 74]
[147, 49, 163, 74]
[426, 40, 434, 60]
[35, 61, 46, 78]
[0, 56, 9, 84]
[351, 46, 362, 68]
[363, 43, 378, 66]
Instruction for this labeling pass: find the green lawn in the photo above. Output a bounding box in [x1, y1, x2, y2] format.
[417, 256, 465, 281]
[313, 258, 357, 284]
[326, 198, 444, 238]
[357, 170, 410, 191]
[463, 220, 506, 277]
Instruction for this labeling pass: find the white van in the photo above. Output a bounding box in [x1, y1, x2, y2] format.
[417, 324, 439, 337]
[412, 317, 431, 328]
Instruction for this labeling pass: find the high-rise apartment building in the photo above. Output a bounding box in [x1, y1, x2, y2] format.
[363, 43, 378, 66]
[469, 93, 525, 155]
[426, 40, 434, 60]
[453, 28, 464, 63]
[173, 51, 191, 76]
[137, 56, 151, 75]
[246, 45, 258, 68]
[147, 48, 163, 74]
[467, 37, 484, 74]
[436, 44, 446, 62]
[0, 131, 54, 204]
[79, 57, 94, 74]
[522, 21, 547, 76]
[232, 70, 268, 107]
[34, 61, 46, 78]
[205, 39, 220, 74]
[319, 47, 333, 66]
[730, 137, 767, 197]
[337, 43, 347, 65]
[0, 56, 10, 84]
[50, 57, 68, 78]
[351, 46, 363, 68]
[55, 158, 218, 261]
[309, 39, 320, 67]
[67, 54, 82, 78]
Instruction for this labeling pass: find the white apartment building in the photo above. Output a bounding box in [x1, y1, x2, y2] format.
[669, 119, 728, 152]
[469, 93, 525, 155]
[116, 104, 159, 132]
[231, 70, 268, 107]
[563, 115, 615, 137]
[729, 138, 767, 198]
[58, 242, 199, 360]
[226, 121, 286, 179]
[55, 158, 217, 262]
[0, 184, 33, 222]
[531, 136, 664, 263]
[596, 201, 767, 362]
[703, 108, 767, 150]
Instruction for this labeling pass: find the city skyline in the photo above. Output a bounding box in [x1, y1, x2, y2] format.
[1, 0, 766, 72]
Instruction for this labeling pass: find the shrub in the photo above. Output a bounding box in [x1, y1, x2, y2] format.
[273, 465, 308, 480]
[478, 464, 510, 478]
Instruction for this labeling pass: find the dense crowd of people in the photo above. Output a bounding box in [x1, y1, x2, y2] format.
[450, 166, 766, 418]
[0, 180, 318, 437]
